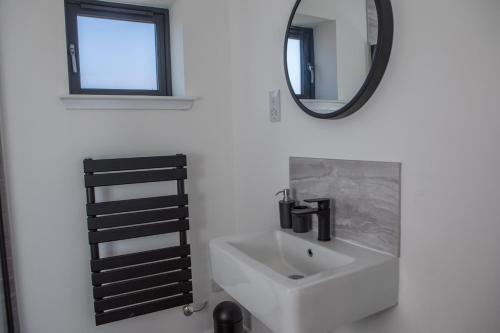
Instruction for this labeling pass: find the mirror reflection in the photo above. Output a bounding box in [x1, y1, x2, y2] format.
[286, 0, 378, 113]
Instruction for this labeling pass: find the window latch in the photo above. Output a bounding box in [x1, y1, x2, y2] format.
[307, 63, 315, 84]
[69, 43, 78, 74]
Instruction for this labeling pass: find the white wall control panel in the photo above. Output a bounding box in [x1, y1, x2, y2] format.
[269, 89, 281, 122]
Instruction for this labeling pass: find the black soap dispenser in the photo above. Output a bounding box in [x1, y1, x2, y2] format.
[275, 189, 295, 229]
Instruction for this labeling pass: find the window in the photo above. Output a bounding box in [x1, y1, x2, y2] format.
[64, 0, 172, 95]
[287, 26, 315, 99]
[287, 39, 303, 95]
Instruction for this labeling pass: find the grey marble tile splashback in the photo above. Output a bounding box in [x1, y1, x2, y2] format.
[290, 157, 401, 257]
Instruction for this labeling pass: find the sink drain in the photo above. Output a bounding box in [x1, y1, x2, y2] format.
[288, 274, 305, 280]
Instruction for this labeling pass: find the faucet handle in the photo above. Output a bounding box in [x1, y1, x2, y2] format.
[304, 198, 330, 210]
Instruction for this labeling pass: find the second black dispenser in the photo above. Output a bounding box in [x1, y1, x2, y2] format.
[276, 189, 312, 232]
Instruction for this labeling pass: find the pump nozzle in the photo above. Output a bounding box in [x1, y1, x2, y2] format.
[275, 189, 292, 202]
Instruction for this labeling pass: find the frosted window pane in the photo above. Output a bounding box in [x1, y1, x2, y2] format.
[287, 38, 302, 95]
[77, 16, 158, 90]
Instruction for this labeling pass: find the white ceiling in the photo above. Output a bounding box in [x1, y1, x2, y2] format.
[292, 14, 332, 28]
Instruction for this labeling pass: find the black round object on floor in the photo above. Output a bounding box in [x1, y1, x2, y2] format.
[213, 301, 243, 333]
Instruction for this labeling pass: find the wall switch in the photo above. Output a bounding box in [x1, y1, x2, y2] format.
[269, 89, 281, 122]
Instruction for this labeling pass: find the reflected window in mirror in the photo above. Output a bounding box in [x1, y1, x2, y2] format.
[284, 0, 393, 119]
[287, 27, 315, 99]
[288, 14, 343, 104]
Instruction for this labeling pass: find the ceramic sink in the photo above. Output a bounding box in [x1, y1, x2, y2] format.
[210, 230, 398, 333]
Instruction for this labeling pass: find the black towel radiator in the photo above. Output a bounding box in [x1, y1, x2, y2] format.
[83, 154, 192, 325]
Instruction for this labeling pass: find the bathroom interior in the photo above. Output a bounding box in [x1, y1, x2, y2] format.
[0, 0, 499, 332]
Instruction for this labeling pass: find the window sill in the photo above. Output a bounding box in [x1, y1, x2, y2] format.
[60, 94, 200, 111]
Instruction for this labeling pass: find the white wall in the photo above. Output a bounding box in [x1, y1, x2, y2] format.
[314, 21, 339, 100]
[228, 0, 500, 333]
[2, 0, 500, 333]
[0, 0, 235, 332]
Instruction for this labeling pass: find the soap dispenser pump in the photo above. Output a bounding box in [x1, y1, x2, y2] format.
[275, 189, 296, 229]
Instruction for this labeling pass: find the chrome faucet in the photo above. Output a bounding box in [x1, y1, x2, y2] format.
[291, 198, 332, 241]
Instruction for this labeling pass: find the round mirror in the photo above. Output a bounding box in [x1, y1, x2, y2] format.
[284, 0, 393, 119]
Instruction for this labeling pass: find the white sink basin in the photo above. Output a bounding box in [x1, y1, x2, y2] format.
[210, 230, 398, 333]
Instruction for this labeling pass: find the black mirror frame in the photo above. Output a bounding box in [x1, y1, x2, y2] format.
[284, 0, 394, 119]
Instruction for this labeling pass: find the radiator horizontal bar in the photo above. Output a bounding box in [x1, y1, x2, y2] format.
[91, 245, 190, 272]
[88, 207, 189, 229]
[92, 257, 191, 284]
[95, 293, 193, 326]
[94, 281, 192, 312]
[86, 195, 188, 216]
[88, 220, 189, 244]
[84, 155, 186, 173]
[93, 270, 192, 298]
[85, 168, 187, 187]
